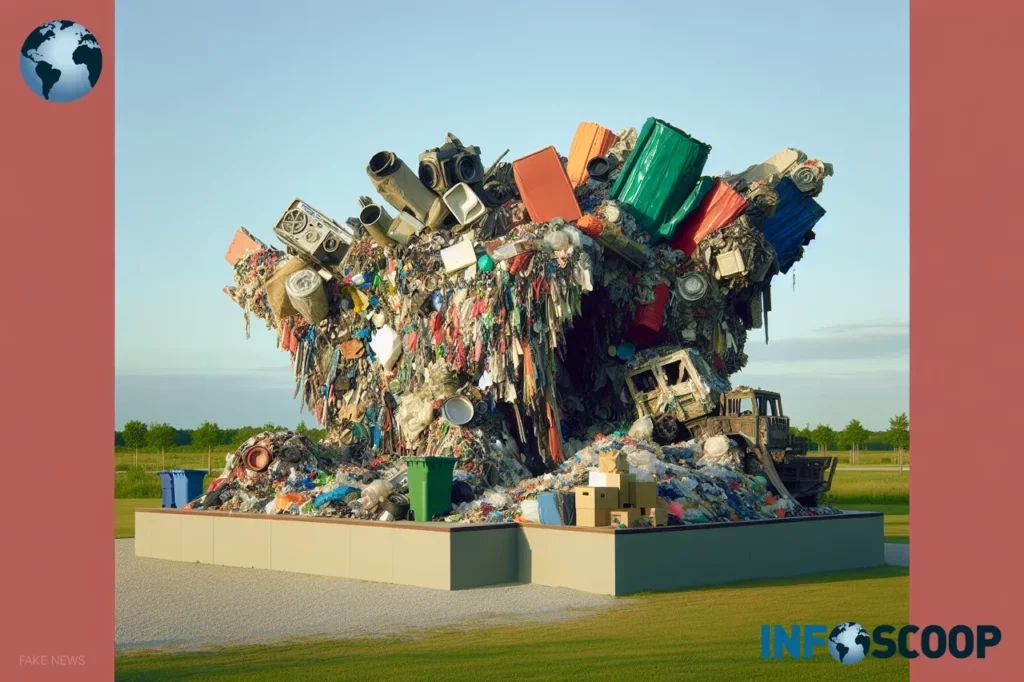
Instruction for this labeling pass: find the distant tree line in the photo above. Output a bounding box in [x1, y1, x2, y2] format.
[788, 413, 910, 452]
[116, 420, 327, 452]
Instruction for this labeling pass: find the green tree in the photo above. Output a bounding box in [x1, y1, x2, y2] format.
[841, 419, 870, 451]
[194, 421, 222, 452]
[114, 431, 125, 446]
[194, 421, 222, 474]
[810, 424, 836, 452]
[262, 422, 284, 433]
[122, 420, 148, 468]
[887, 413, 910, 451]
[295, 420, 309, 435]
[146, 422, 178, 453]
[122, 420, 148, 450]
[231, 426, 262, 446]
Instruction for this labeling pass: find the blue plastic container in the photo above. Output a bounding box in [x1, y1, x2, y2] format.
[171, 469, 208, 508]
[537, 493, 563, 526]
[157, 471, 176, 508]
[761, 177, 827, 274]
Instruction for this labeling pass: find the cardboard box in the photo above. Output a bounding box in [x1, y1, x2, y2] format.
[632, 481, 658, 510]
[588, 472, 634, 503]
[642, 507, 668, 527]
[576, 508, 611, 527]
[611, 473, 636, 506]
[440, 240, 477, 273]
[575, 486, 619, 510]
[610, 508, 640, 528]
[598, 451, 629, 473]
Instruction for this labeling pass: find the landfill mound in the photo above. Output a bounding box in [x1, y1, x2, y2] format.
[185, 427, 842, 524]
[207, 118, 836, 525]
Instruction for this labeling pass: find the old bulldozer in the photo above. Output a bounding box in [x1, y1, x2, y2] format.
[625, 348, 837, 506]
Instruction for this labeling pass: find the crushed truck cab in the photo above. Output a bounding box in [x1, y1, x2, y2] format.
[626, 349, 837, 505]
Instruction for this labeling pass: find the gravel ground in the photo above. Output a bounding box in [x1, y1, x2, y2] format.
[115, 540, 622, 651]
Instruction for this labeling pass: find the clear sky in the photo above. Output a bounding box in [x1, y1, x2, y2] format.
[115, 0, 908, 432]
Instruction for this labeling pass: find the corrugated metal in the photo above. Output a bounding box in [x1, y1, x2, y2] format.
[670, 179, 749, 256]
[610, 117, 711, 241]
[512, 146, 582, 223]
[761, 177, 826, 274]
[566, 122, 617, 188]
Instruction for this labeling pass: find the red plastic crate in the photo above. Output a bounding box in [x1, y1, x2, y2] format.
[513, 146, 582, 223]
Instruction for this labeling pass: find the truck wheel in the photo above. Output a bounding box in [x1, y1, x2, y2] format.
[652, 414, 679, 445]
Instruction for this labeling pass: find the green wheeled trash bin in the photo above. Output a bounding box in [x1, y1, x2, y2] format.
[403, 456, 457, 522]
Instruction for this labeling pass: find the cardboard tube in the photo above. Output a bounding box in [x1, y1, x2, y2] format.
[358, 203, 396, 248]
[367, 151, 450, 230]
[285, 269, 329, 325]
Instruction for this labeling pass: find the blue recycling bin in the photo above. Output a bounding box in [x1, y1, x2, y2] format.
[156, 471, 176, 508]
[171, 469, 207, 508]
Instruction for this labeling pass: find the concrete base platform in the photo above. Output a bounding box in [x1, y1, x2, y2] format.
[135, 509, 884, 596]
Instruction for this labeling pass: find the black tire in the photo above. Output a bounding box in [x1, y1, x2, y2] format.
[383, 493, 410, 520]
[652, 414, 680, 445]
[742, 452, 765, 477]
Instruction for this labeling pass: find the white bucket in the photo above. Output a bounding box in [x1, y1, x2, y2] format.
[443, 183, 487, 226]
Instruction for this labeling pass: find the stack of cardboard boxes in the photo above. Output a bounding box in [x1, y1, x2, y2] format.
[575, 451, 668, 528]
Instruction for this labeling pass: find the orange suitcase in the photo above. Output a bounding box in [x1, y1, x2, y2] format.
[566, 122, 617, 188]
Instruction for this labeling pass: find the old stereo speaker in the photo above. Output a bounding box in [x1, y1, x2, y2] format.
[418, 133, 485, 195]
[273, 199, 355, 269]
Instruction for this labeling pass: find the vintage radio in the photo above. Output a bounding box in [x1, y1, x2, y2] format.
[272, 199, 355, 269]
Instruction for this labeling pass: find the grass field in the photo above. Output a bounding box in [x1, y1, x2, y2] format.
[820, 450, 910, 467]
[115, 566, 909, 681]
[116, 499, 160, 538]
[824, 471, 910, 506]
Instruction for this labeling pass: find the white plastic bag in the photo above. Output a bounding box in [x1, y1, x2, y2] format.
[627, 416, 654, 441]
[519, 499, 541, 523]
[370, 325, 403, 371]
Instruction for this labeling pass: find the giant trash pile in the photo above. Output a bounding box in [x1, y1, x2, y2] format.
[205, 118, 837, 525]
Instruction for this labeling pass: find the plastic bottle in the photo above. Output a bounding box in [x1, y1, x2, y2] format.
[543, 227, 583, 252]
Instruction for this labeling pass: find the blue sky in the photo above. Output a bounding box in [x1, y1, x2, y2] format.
[115, 0, 908, 432]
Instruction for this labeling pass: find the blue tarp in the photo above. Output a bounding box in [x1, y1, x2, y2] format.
[761, 177, 826, 274]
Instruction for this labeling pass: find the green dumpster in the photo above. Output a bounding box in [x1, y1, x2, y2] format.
[610, 117, 712, 242]
[404, 456, 458, 522]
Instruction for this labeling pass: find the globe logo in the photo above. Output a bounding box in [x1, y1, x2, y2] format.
[828, 622, 871, 664]
[19, 20, 102, 103]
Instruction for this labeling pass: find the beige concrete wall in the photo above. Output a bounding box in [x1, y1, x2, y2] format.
[271, 518, 351, 578]
[518, 526, 616, 595]
[135, 511, 885, 597]
[136, 512, 456, 590]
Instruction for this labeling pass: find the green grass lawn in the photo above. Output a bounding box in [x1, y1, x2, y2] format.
[115, 566, 909, 681]
[824, 470, 909, 506]
[821, 450, 910, 467]
[825, 470, 909, 543]
[115, 449, 230, 472]
[116, 499, 161, 539]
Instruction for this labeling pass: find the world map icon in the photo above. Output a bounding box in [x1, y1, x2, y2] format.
[19, 20, 102, 103]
